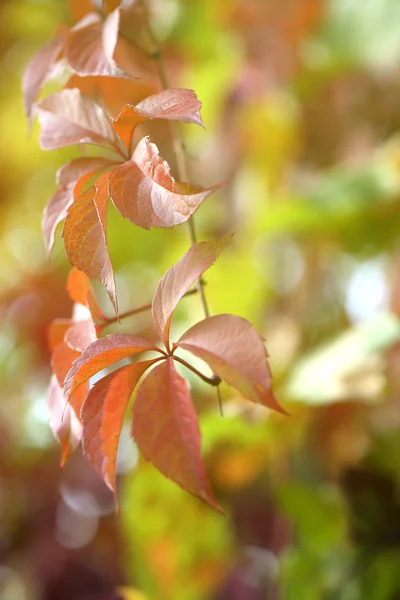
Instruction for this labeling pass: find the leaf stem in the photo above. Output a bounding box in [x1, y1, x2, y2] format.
[139, 0, 207, 257]
[172, 355, 221, 388]
[139, 0, 220, 404]
[103, 287, 198, 327]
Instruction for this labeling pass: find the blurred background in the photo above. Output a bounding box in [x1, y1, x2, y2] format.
[2, 0, 400, 598]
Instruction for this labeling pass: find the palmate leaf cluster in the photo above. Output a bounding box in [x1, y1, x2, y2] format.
[23, 0, 283, 510]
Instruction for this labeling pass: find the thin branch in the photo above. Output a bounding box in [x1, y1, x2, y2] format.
[102, 287, 198, 327]
[140, 0, 223, 408]
[139, 0, 210, 318]
[172, 355, 221, 387]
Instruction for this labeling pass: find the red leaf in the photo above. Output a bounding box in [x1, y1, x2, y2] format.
[152, 237, 231, 348]
[62, 173, 118, 315]
[136, 88, 205, 128]
[81, 359, 157, 495]
[64, 10, 127, 77]
[64, 333, 160, 399]
[47, 375, 82, 467]
[110, 137, 217, 229]
[66, 268, 104, 321]
[132, 358, 223, 512]
[177, 314, 285, 412]
[111, 88, 205, 152]
[36, 88, 118, 151]
[22, 32, 67, 127]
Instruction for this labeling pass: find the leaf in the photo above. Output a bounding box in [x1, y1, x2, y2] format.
[152, 237, 231, 348]
[136, 88, 205, 127]
[48, 319, 72, 351]
[112, 88, 205, 152]
[56, 157, 115, 187]
[81, 359, 157, 495]
[177, 314, 284, 412]
[36, 88, 118, 151]
[64, 333, 160, 398]
[62, 173, 118, 315]
[111, 105, 148, 153]
[64, 9, 127, 77]
[22, 32, 67, 127]
[52, 341, 80, 388]
[66, 268, 104, 321]
[47, 375, 82, 467]
[132, 358, 223, 512]
[43, 157, 115, 257]
[42, 187, 74, 257]
[110, 137, 217, 229]
[64, 320, 97, 352]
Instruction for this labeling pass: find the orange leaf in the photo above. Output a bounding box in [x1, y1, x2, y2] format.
[52, 341, 80, 388]
[64, 333, 160, 398]
[37, 88, 118, 151]
[132, 358, 223, 512]
[42, 157, 115, 257]
[81, 359, 157, 495]
[46, 375, 82, 467]
[177, 315, 285, 413]
[152, 237, 231, 348]
[110, 137, 218, 229]
[111, 105, 148, 153]
[66, 268, 104, 322]
[62, 173, 118, 315]
[48, 319, 72, 351]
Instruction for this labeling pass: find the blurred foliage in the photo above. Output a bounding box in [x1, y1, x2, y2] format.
[2, 0, 400, 598]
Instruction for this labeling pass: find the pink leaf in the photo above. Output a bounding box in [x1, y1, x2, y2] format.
[81, 359, 157, 495]
[132, 358, 223, 512]
[111, 88, 205, 152]
[42, 187, 74, 257]
[22, 32, 67, 127]
[110, 137, 218, 229]
[64, 9, 127, 77]
[152, 237, 231, 348]
[136, 88, 205, 128]
[64, 333, 161, 399]
[56, 157, 115, 187]
[36, 88, 118, 151]
[64, 320, 97, 352]
[62, 173, 118, 315]
[46, 375, 82, 467]
[177, 314, 285, 413]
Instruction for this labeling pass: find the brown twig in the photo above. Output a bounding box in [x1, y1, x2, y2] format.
[103, 287, 198, 327]
[172, 355, 221, 387]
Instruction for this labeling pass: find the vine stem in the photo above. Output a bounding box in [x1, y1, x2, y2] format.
[139, 0, 222, 413]
[102, 287, 198, 327]
[172, 356, 221, 387]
